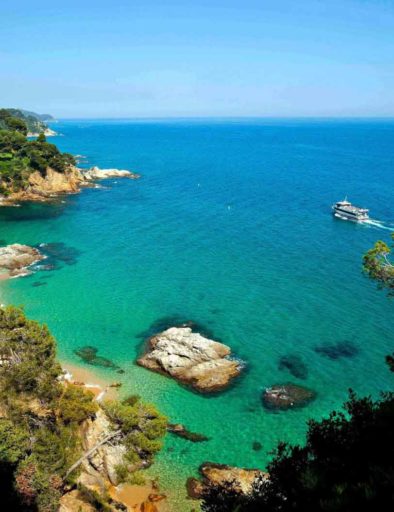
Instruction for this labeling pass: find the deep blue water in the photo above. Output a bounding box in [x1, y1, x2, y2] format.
[1, 119, 393, 507]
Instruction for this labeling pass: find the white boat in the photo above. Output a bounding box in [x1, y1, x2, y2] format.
[332, 197, 369, 222]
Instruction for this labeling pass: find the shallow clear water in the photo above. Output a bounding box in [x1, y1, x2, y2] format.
[1, 119, 394, 508]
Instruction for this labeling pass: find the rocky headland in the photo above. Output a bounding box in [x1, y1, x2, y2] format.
[186, 462, 269, 499]
[0, 165, 140, 205]
[137, 326, 242, 393]
[0, 243, 44, 278]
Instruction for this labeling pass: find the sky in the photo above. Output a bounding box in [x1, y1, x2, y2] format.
[1, 0, 393, 118]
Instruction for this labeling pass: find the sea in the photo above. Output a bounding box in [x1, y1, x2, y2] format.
[1, 118, 393, 509]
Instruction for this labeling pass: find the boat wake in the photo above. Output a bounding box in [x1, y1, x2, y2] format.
[363, 219, 394, 231]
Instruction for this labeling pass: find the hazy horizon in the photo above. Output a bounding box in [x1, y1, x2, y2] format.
[2, 0, 394, 118]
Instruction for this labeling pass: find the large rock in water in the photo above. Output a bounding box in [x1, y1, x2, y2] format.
[262, 383, 316, 410]
[187, 463, 268, 499]
[137, 327, 242, 393]
[0, 244, 44, 278]
[83, 166, 140, 180]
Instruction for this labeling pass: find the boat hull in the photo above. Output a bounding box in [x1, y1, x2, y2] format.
[333, 210, 369, 222]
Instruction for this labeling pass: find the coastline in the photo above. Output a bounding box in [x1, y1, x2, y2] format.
[60, 359, 173, 511]
[60, 361, 120, 401]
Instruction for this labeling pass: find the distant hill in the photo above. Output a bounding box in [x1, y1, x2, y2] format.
[19, 109, 55, 122]
[0, 108, 54, 134]
[0, 108, 74, 197]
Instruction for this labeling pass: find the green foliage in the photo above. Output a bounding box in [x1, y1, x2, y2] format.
[0, 307, 166, 510]
[102, 396, 167, 482]
[57, 385, 98, 424]
[0, 420, 29, 464]
[363, 233, 394, 293]
[0, 306, 61, 397]
[0, 108, 75, 193]
[0, 306, 102, 511]
[0, 108, 47, 134]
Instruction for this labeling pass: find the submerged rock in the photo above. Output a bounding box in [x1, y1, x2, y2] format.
[83, 166, 140, 180]
[186, 463, 268, 500]
[0, 243, 44, 278]
[167, 423, 210, 442]
[137, 326, 242, 393]
[74, 346, 122, 372]
[262, 383, 316, 410]
[278, 354, 308, 379]
[252, 441, 263, 452]
[38, 242, 80, 267]
[314, 341, 359, 360]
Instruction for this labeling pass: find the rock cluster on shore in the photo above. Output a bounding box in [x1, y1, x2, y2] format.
[187, 463, 269, 499]
[0, 243, 44, 278]
[137, 326, 242, 393]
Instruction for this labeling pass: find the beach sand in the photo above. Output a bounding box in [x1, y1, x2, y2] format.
[61, 361, 120, 400]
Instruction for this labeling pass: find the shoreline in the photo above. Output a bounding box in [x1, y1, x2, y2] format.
[61, 360, 171, 511]
[60, 361, 120, 401]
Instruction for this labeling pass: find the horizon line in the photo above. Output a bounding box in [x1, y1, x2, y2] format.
[49, 115, 394, 121]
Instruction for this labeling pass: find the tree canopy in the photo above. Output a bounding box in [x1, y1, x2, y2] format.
[0, 108, 75, 195]
[0, 306, 166, 511]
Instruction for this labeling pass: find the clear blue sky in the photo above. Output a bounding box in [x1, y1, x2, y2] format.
[1, 0, 393, 118]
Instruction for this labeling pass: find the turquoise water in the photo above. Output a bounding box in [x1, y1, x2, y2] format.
[1, 119, 394, 508]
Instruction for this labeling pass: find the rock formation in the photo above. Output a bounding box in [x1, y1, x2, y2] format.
[137, 326, 242, 393]
[262, 383, 316, 410]
[167, 423, 210, 442]
[0, 165, 140, 205]
[186, 462, 268, 499]
[80, 409, 127, 486]
[83, 166, 140, 180]
[3, 167, 86, 203]
[0, 244, 44, 278]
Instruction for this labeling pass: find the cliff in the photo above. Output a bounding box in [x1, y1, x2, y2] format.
[0, 306, 166, 512]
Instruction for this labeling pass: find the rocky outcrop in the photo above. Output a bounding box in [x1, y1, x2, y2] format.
[186, 463, 268, 499]
[28, 167, 84, 195]
[27, 128, 57, 137]
[83, 166, 140, 180]
[137, 327, 242, 393]
[59, 490, 97, 512]
[262, 383, 316, 410]
[81, 409, 126, 486]
[0, 244, 44, 278]
[2, 167, 86, 203]
[167, 423, 210, 442]
[0, 164, 140, 206]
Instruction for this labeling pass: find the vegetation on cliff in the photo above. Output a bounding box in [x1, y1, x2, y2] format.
[0, 306, 166, 512]
[0, 108, 52, 135]
[0, 109, 75, 195]
[363, 233, 394, 294]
